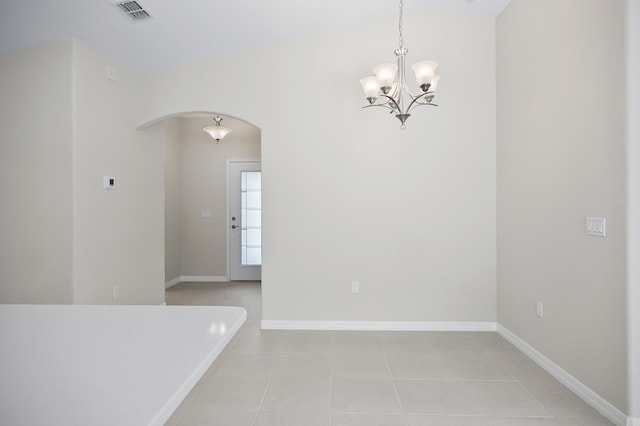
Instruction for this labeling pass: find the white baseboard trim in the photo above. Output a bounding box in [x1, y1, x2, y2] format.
[165, 276, 229, 289]
[180, 275, 228, 283]
[165, 277, 181, 289]
[497, 324, 628, 426]
[261, 320, 497, 332]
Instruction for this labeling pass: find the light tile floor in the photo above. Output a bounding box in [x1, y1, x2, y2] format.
[165, 282, 613, 426]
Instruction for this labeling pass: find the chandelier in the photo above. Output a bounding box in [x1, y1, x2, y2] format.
[359, 0, 440, 129]
[203, 116, 232, 142]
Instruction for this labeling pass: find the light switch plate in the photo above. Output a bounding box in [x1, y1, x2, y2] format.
[586, 216, 606, 237]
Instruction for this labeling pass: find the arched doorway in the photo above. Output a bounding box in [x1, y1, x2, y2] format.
[158, 112, 261, 286]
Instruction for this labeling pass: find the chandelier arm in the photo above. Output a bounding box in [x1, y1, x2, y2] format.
[379, 94, 402, 114]
[362, 103, 399, 113]
[406, 92, 437, 112]
[411, 102, 438, 109]
[410, 99, 438, 107]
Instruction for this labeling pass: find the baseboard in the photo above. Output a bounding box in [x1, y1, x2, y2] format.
[165, 276, 228, 289]
[261, 320, 496, 332]
[165, 277, 181, 289]
[180, 275, 228, 283]
[497, 324, 628, 426]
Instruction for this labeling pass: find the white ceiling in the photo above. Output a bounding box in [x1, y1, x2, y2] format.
[0, 0, 510, 75]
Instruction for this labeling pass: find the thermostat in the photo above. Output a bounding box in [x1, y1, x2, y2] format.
[103, 176, 115, 189]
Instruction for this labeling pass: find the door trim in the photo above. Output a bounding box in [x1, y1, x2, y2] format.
[226, 158, 261, 281]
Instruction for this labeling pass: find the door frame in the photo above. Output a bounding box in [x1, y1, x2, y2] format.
[226, 158, 262, 281]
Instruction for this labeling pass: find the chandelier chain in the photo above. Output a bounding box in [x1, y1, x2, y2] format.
[398, 0, 404, 49]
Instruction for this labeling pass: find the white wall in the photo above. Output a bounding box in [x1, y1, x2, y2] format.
[0, 41, 74, 303]
[139, 10, 497, 322]
[627, 0, 640, 419]
[497, 0, 627, 413]
[163, 115, 261, 283]
[0, 40, 165, 305]
[72, 40, 165, 305]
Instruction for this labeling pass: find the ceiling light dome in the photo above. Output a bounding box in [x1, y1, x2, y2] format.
[203, 116, 232, 142]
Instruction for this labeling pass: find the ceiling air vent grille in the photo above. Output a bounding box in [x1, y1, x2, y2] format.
[112, 0, 154, 22]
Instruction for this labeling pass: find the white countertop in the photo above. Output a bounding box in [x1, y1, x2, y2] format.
[0, 304, 246, 426]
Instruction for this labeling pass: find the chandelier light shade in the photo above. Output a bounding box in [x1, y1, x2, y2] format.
[203, 116, 232, 142]
[360, 0, 440, 129]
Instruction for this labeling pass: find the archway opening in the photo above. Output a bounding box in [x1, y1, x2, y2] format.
[159, 112, 262, 290]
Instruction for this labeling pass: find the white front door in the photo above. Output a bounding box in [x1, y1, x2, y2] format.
[228, 160, 262, 281]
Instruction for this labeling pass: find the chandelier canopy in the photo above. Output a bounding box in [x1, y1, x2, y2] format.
[203, 116, 232, 142]
[359, 0, 440, 129]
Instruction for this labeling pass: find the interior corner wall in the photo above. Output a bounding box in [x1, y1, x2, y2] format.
[497, 0, 627, 413]
[72, 40, 165, 305]
[0, 41, 74, 303]
[627, 0, 640, 418]
[164, 118, 181, 284]
[139, 10, 497, 322]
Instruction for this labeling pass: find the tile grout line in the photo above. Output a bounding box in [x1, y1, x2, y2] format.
[329, 332, 334, 426]
[491, 327, 566, 413]
[382, 351, 410, 426]
[249, 333, 276, 426]
[168, 284, 614, 425]
[513, 378, 557, 421]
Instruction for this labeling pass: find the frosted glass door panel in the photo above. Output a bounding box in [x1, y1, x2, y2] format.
[245, 210, 261, 227]
[244, 172, 261, 190]
[246, 229, 261, 246]
[244, 248, 261, 266]
[241, 229, 262, 245]
[229, 161, 261, 281]
[246, 192, 261, 209]
[241, 171, 261, 266]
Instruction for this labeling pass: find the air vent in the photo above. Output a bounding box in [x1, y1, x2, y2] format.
[111, 0, 154, 22]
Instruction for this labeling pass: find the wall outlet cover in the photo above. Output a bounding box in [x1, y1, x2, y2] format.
[585, 216, 606, 237]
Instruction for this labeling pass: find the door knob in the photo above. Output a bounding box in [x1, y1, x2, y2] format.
[232, 225, 239, 229]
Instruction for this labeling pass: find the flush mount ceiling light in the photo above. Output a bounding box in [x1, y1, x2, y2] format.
[359, 0, 440, 129]
[203, 116, 232, 142]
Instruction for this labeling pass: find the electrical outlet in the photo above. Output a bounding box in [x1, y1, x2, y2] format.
[351, 281, 359, 294]
[536, 301, 543, 318]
